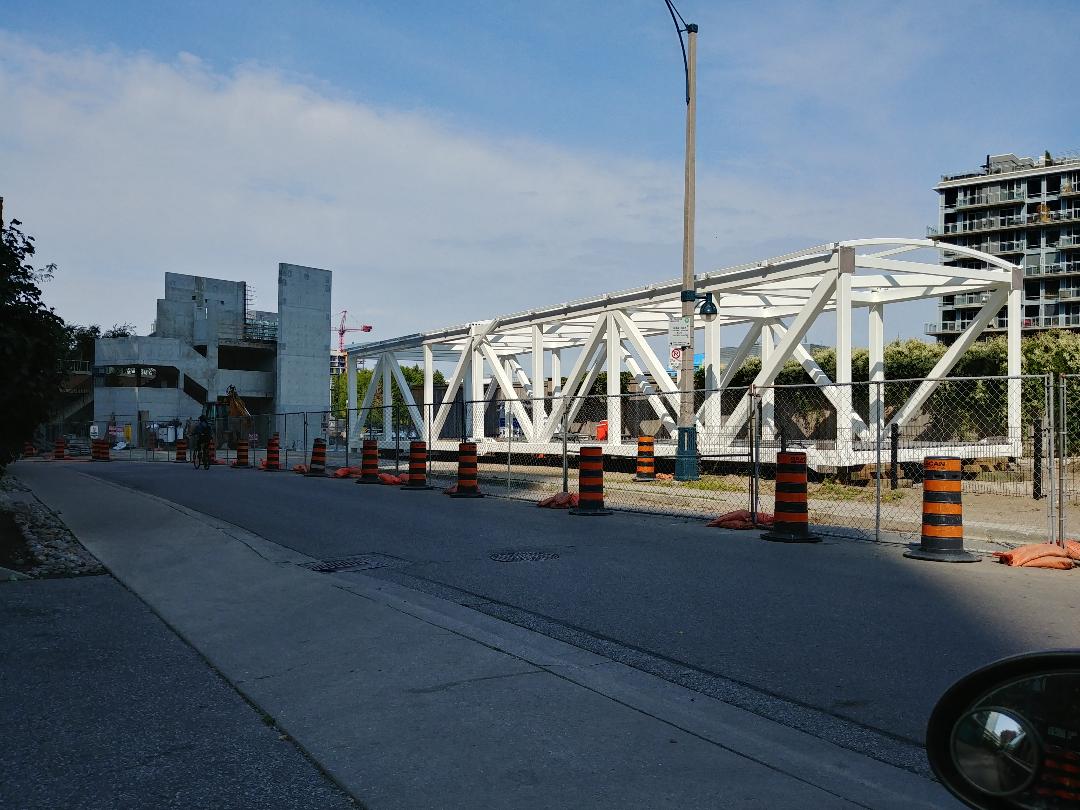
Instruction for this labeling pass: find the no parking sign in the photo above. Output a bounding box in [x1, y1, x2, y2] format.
[668, 346, 682, 370]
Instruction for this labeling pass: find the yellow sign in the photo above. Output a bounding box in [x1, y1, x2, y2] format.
[124, 424, 132, 441]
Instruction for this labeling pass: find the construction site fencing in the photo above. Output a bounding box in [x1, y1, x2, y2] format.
[1060, 373, 1080, 541]
[29, 373, 1068, 548]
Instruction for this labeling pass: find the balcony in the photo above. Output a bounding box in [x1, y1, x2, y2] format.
[950, 292, 992, 307]
[943, 214, 1026, 235]
[948, 188, 1026, 210]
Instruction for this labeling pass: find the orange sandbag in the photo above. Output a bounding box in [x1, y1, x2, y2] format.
[538, 491, 578, 508]
[1024, 556, 1074, 570]
[333, 467, 353, 478]
[1066, 540, 1080, 561]
[293, 464, 307, 474]
[258, 459, 268, 469]
[444, 483, 458, 495]
[993, 543, 1072, 567]
[706, 510, 774, 529]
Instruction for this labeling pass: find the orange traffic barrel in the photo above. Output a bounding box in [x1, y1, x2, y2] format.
[207, 438, 218, 465]
[762, 451, 820, 543]
[357, 439, 380, 484]
[92, 439, 111, 462]
[264, 434, 280, 471]
[905, 457, 978, 563]
[450, 442, 483, 498]
[634, 436, 656, 481]
[232, 440, 250, 468]
[174, 439, 188, 463]
[570, 446, 612, 516]
[305, 437, 327, 476]
[53, 437, 66, 460]
[401, 441, 434, 490]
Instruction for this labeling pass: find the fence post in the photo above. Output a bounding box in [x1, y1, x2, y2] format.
[890, 423, 899, 490]
[1033, 417, 1043, 500]
[748, 389, 758, 518]
[874, 381, 882, 540]
[561, 407, 569, 493]
[394, 405, 401, 472]
[303, 412, 309, 468]
[779, 425, 786, 454]
[1059, 374, 1067, 547]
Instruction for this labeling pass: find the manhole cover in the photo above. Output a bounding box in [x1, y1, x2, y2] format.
[304, 554, 409, 573]
[489, 550, 560, 563]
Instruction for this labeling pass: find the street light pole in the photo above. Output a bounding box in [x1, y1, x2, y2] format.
[672, 12, 699, 480]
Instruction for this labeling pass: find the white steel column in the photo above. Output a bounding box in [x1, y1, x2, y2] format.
[869, 303, 884, 436]
[346, 351, 358, 445]
[532, 325, 545, 436]
[381, 353, 393, 439]
[759, 322, 775, 438]
[1007, 272, 1022, 444]
[702, 319, 721, 428]
[423, 344, 434, 441]
[470, 344, 485, 439]
[606, 313, 622, 446]
[551, 349, 562, 399]
[835, 246, 855, 447]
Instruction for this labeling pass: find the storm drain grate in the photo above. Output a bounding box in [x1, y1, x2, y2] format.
[304, 554, 410, 573]
[489, 550, 560, 563]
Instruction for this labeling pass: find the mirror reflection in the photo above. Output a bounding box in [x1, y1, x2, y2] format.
[952, 709, 1038, 796]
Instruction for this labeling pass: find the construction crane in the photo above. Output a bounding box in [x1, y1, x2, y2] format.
[336, 310, 372, 354]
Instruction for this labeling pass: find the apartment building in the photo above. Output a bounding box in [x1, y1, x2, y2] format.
[927, 151, 1080, 343]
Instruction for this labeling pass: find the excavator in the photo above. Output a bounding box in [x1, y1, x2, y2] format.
[202, 385, 253, 449]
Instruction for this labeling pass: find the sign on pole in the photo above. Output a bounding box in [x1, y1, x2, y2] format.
[668, 316, 691, 348]
[668, 346, 682, 370]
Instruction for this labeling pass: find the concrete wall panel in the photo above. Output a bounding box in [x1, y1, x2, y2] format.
[275, 263, 331, 415]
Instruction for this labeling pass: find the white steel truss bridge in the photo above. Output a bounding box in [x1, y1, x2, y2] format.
[345, 238, 1023, 466]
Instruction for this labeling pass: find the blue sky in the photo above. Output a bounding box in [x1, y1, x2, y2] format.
[2, 1, 1078, 348]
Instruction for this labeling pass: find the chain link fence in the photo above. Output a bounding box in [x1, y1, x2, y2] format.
[30, 373, 1069, 547]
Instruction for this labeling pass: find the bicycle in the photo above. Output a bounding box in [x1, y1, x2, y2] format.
[192, 439, 211, 470]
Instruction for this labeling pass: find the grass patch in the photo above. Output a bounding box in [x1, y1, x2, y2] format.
[682, 476, 745, 493]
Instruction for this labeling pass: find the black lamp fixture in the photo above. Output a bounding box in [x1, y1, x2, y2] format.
[680, 289, 718, 323]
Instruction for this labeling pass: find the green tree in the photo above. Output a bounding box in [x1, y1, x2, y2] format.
[1, 216, 69, 468]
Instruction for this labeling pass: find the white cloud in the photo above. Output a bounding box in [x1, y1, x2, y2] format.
[0, 32, 926, 344]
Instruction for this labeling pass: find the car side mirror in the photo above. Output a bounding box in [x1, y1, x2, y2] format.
[926, 650, 1080, 809]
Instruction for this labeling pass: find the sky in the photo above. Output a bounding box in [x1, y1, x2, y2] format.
[2, 0, 1078, 350]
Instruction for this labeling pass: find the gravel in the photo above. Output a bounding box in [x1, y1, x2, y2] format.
[0, 473, 104, 578]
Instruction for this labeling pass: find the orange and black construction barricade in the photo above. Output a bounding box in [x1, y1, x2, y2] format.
[264, 434, 280, 471]
[357, 439, 381, 484]
[91, 439, 111, 462]
[449, 442, 483, 498]
[232, 440, 250, 468]
[401, 441, 434, 490]
[762, 451, 819, 543]
[634, 436, 656, 481]
[570, 446, 611, 516]
[905, 456, 978, 563]
[305, 438, 327, 476]
[174, 439, 188, 463]
[53, 437, 67, 460]
[207, 438, 218, 465]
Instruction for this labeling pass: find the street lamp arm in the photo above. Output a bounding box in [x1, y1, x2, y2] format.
[663, 0, 694, 104]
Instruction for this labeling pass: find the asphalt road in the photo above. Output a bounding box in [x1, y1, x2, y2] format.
[0, 574, 353, 810]
[77, 461, 1080, 772]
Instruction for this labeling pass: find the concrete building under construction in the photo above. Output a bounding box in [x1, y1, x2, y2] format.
[93, 264, 332, 433]
[928, 150, 1080, 342]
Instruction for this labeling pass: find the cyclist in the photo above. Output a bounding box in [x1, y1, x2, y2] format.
[191, 415, 212, 469]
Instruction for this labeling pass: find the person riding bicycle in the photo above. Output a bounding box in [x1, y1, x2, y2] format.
[191, 415, 212, 466]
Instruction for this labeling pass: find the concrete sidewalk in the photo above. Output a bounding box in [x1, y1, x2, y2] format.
[15, 464, 960, 809]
